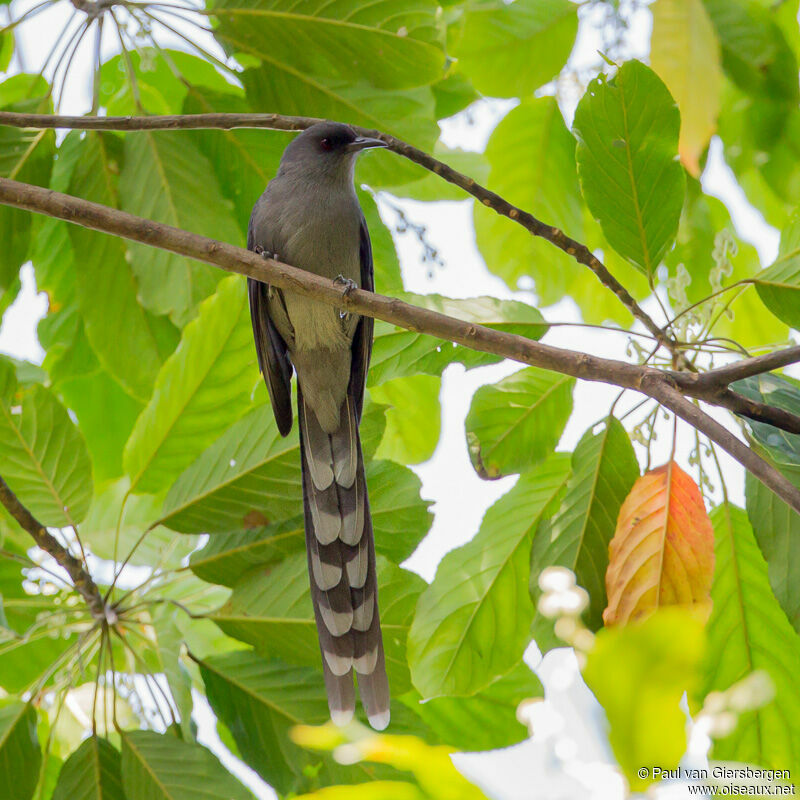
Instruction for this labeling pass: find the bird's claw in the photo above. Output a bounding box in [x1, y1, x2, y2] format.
[334, 274, 357, 297]
[254, 245, 279, 261]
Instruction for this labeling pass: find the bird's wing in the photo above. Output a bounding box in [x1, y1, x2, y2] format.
[247, 211, 294, 436]
[349, 212, 375, 420]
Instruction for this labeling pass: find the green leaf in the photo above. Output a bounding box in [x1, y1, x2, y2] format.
[198, 651, 330, 793]
[732, 374, 800, 485]
[745, 472, 800, 632]
[69, 131, 178, 401]
[0, 359, 92, 526]
[212, 0, 444, 91]
[119, 132, 242, 326]
[702, 0, 799, 101]
[0, 702, 40, 800]
[370, 294, 546, 385]
[81, 478, 198, 569]
[182, 86, 286, 236]
[474, 97, 584, 302]
[583, 609, 705, 791]
[530, 418, 640, 632]
[161, 407, 432, 563]
[52, 737, 124, 800]
[402, 661, 542, 751]
[241, 70, 439, 188]
[123, 276, 256, 495]
[46, 321, 144, 483]
[371, 375, 441, 465]
[702, 505, 800, 771]
[121, 730, 252, 800]
[212, 555, 425, 693]
[159, 405, 302, 534]
[0, 87, 54, 289]
[452, 0, 577, 98]
[573, 60, 685, 275]
[465, 367, 575, 479]
[755, 207, 800, 329]
[408, 454, 570, 699]
[189, 516, 305, 587]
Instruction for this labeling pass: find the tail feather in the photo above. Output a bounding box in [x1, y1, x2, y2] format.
[299, 387, 390, 729]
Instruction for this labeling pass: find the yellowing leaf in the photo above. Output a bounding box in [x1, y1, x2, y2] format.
[651, 0, 722, 176]
[604, 461, 714, 625]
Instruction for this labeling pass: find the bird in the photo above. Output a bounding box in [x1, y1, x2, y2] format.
[247, 121, 390, 730]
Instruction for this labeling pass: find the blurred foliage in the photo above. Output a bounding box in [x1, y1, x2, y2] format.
[0, 0, 797, 798]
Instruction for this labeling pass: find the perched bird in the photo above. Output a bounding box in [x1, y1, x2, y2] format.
[247, 121, 390, 730]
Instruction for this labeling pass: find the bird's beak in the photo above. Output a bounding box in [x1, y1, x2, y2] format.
[346, 136, 387, 153]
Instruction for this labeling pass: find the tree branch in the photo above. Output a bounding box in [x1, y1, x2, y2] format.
[0, 476, 107, 620]
[0, 110, 687, 364]
[1, 174, 799, 513]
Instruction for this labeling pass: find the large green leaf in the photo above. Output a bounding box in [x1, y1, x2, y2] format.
[119, 132, 242, 326]
[530, 417, 640, 632]
[369, 294, 546, 385]
[120, 730, 252, 800]
[573, 60, 685, 275]
[745, 473, 800, 632]
[452, 0, 577, 98]
[465, 367, 575, 479]
[755, 208, 800, 329]
[702, 0, 798, 101]
[69, 131, 177, 402]
[43, 318, 144, 483]
[733, 374, 800, 485]
[198, 651, 330, 793]
[0, 702, 40, 800]
[52, 737, 124, 800]
[123, 276, 256, 495]
[402, 661, 541, 751]
[584, 609, 704, 792]
[212, 554, 425, 693]
[0, 83, 54, 288]
[474, 97, 584, 302]
[0, 359, 92, 526]
[212, 0, 444, 91]
[702, 505, 800, 771]
[81, 478, 198, 569]
[160, 404, 432, 561]
[370, 375, 441, 465]
[158, 405, 302, 533]
[189, 516, 305, 586]
[407, 454, 570, 699]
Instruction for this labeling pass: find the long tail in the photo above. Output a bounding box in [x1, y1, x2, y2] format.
[297, 386, 390, 730]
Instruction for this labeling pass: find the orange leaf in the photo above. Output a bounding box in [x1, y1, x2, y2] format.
[604, 461, 714, 626]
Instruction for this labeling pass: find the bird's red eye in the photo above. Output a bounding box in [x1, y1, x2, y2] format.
[320, 138, 333, 151]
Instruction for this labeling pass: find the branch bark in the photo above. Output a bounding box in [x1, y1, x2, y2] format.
[1, 174, 799, 514]
[0, 476, 106, 620]
[0, 110, 686, 363]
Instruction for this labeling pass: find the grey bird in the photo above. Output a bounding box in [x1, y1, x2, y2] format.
[247, 121, 390, 730]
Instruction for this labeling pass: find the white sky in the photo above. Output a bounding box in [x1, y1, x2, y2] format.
[1, 2, 795, 798]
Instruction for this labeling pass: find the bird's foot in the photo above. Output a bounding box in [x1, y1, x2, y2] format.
[334, 274, 357, 297]
[254, 245, 279, 261]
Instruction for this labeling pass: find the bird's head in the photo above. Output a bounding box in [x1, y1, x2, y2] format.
[278, 121, 387, 183]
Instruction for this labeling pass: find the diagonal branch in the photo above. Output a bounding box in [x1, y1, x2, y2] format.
[0, 475, 106, 620]
[0, 174, 798, 513]
[0, 110, 684, 363]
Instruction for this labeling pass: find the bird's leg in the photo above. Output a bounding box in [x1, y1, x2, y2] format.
[334, 274, 357, 320]
[253, 245, 279, 298]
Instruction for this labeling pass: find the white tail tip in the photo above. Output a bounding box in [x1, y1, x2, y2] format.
[367, 709, 390, 731]
[330, 708, 354, 727]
